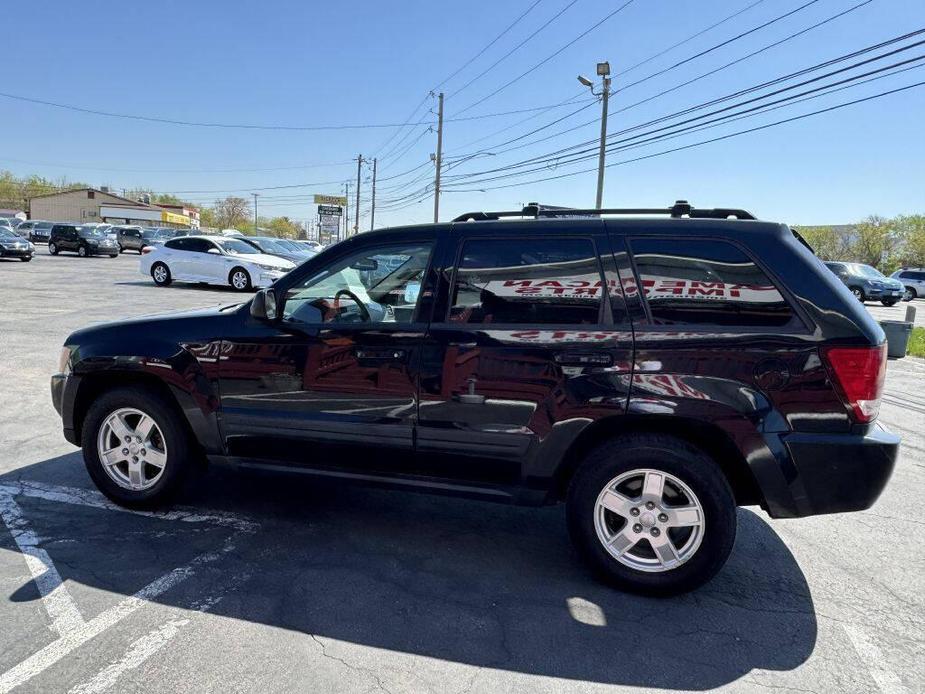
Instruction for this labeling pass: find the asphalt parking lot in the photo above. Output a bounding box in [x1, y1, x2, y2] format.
[0, 248, 923, 694]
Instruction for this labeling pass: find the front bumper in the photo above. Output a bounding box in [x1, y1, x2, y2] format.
[256, 270, 287, 288]
[0, 247, 33, 258]
[51, 372, 80, 445]
[780, 423, 899, 516]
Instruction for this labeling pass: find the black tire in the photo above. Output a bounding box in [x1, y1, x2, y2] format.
[80, 386, 193, 509]
[77, 244, 88, 258]
[881, 299, 898, 307]
[48, 242, 59, 255]
[109, 254, 118, 258]
[850, 287, 865, 302]
[567, 434, 736, 596]
[229, 267, 252, 291]
[151, 262, 172, 286]
[20, 257, 31, 262]
[905, 287, 917, 301]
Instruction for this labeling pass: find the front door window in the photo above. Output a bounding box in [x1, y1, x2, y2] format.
[282, 243, 433, 325]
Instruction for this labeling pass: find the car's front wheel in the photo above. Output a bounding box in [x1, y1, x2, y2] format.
[151, 262, 172, 286]
[80, 386, 193, 508]
[905, 287, 918, 301]
[850, 287, 865, 302]
[229, 267, 252, 291]
[48, 242, 59, 255]
[77, 245, 88, 258]
[20, 257, 31, 262]
[567, 434, 736, 596]
[881, 299, 898, 306]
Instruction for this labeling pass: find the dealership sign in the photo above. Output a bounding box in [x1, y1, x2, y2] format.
[317, 204, 343, 217]
[313, 194, 348, 206]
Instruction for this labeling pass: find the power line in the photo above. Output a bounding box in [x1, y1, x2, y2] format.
[435, 0, 547, 89]
[615, 0, 769, 77]
[448, 0, 580, 100]
[453, 0, 636, 116]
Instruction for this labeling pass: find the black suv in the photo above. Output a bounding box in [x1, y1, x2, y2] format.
[50, 202, 899, 595]
[49, 224, 119, 257]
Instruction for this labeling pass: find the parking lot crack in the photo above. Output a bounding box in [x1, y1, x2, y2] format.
[308, 634, 395, 694]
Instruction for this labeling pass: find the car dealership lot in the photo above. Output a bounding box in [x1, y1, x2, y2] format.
[0, 250, 923, 693]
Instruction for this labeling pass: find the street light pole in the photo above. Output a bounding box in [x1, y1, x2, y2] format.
[579, 62, 612, 208]
[251, 193, 259, 231]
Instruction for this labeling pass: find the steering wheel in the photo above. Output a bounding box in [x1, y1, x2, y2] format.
[333, 289, 371, 322]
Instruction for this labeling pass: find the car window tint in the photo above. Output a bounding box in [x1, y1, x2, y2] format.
[449, 238, 604, 325]
[629, 238, 795, 328]
[283, 242, 433, 325]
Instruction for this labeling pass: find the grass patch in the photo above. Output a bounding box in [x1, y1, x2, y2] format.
[908, 327, 925, 358]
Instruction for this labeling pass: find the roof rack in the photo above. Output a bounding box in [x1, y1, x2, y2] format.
[452, 200, 756, 222]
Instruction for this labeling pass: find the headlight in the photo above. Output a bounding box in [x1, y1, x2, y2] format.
[57, 346, 73, 374]
[255, 263, 284, 272]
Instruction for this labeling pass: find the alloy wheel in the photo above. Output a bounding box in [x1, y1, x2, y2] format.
[231, 270, 249, 290]
[153, 265, 168, 283]
[594, 468, 705, 573]
[96, 407, 168, 491]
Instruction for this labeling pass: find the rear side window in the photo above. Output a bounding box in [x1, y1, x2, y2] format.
[449, 238, 604, 325]
[629, 238, 795, 328]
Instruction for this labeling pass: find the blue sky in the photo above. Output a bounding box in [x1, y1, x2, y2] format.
[2, 0, 923, 227]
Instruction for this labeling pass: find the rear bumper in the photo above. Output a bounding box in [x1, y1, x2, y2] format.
[777, 423, 899, 517]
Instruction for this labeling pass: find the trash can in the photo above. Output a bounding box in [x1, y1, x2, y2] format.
[880, 320, 913, 359]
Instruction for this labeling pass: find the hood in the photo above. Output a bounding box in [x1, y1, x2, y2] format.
[66, 304, 243, 346]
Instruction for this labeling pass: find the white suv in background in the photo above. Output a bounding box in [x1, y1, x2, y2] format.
[891, 268, 925, 301]
[141, 235, 294, 291]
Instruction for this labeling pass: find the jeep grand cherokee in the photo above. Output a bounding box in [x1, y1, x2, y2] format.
[50, 202, 899, 595]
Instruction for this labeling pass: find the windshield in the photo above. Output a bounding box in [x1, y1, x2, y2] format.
[78, 226, 107, 238]
[275, 239, 307, 252]
[253, 238, 292, 254]
[849, 264, 886, 279]
[215, 238, 260, 255]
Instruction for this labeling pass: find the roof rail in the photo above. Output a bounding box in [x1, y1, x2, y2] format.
[452, 200, 755, 222]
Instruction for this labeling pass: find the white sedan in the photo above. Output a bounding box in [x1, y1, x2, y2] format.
[140, 235, 295, 291]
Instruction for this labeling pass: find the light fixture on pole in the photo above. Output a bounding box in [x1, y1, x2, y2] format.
[578, 61, 612, 208]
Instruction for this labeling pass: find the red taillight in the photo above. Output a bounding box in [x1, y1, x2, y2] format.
[822, 344, 887, 423]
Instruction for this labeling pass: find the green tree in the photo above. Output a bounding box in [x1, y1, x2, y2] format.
[893, 214, 925, 268]
[266, 216, 302, 238]
[212, 196, 251, 230]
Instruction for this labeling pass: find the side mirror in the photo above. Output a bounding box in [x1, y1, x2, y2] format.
[250, 288, 279, 321]
[404, 281, 421, 304]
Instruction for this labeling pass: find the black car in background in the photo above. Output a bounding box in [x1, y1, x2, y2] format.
[48, 224, 119, 257]
[50, 202, 899, 595]
[0, 226, 34, 260]
[19, 220, 54, 243]
[823, 261, 905, 305]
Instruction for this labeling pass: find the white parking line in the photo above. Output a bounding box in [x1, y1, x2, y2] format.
[0, 480, 258, 694]
[0, 494, 85, 637]
[842, 623, 909, 694]
[0, 480, 257, 532]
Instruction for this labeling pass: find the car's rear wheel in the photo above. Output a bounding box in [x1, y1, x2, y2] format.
[48, 242, 58, 255]
[850, 287, 865, 302]
[151, 262, 172, 286]
[77, 245, 88, 258]
[80, 386, 193, 509]
[881, 299, 898, 306]
[229, 267, 252, 291]
[567, 434, 736, 596]
[20, 257, 31, 262]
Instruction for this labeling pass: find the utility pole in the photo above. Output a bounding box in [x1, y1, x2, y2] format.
[353, 154, 363, 236]
[369, 157, 377, 231]
[343, 181, 350, 242]
[251, 193, 259, 231]
[432, 92, 444, 223]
